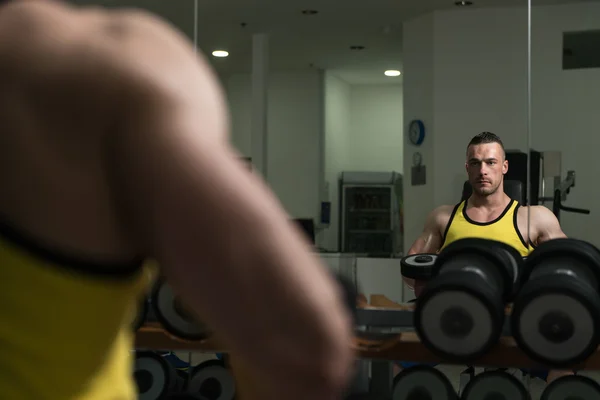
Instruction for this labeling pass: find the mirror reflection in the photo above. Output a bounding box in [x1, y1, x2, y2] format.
[524, 0, 600, 396]
[23, 0, 598, 399]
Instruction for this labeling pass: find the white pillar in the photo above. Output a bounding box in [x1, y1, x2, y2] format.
[251, 34, 269, 178]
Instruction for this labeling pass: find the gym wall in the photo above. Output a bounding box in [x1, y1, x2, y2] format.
[225, 70, 324, 224]
[323, 72, 351, 251]
[224, 70, 404, 252]
[403, 1, 600, 250]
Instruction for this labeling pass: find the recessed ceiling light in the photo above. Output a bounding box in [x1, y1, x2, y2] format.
[350, 45, 365, 50]
[212, 50, 229, 58]
[455, 1, 473, 6]
[384, 70, 401, 77]
[301, 9, 318, 15]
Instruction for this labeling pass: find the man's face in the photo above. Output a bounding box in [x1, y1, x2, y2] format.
[466, 143, 508, 196]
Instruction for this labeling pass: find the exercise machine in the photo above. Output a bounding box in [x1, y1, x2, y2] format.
[551, 170, 590, 221]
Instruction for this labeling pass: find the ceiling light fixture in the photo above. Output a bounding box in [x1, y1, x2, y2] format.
[350, 45, 365, 50]
[455, 1, 473, 6]
[212, 50, 229, 58]
[301, 9, 319, 15]
[384, 70, 401, 77]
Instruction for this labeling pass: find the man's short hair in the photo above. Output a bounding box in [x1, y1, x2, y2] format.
[466, 132, 505, 158]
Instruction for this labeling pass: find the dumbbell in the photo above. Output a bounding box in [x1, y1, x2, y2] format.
[187, 359, 236, 400]
[414, 238, 524, 362]
[460, 370, 530, 400]
[511, 238, 600, 367]
[541, 375, 600, 400]
[134, 351, 179, 399]
[151, 279, 213, 340]
[401, 254, 437, 281]
[391, 365, 457, 400]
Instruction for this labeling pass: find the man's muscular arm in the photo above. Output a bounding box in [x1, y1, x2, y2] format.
[104, 12, 353, 400]
[403, 207, 449, 292]
[531, 205, 567, 245]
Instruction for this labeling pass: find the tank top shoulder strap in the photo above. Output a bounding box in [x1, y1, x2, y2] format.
[441, 200, 464, 245]
[511, 201, 532, 249]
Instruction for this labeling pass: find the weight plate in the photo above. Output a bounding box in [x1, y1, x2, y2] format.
[511, 274, 600, 367]
[188, 359, 236, 400]
[133, 297, 149, 331]
[392, 365, 457, 399]
[401, 254, 437, 280]
[436, 238, 524, 301]
[461, 370, 530, 400]
[524, 238, 600, 283]
[134, 351, 178, 400]
[415, 271, 503, 362]
[541, 375, 600, 400]
[151, 280, 212, 340]
[168, 395, 208, 400]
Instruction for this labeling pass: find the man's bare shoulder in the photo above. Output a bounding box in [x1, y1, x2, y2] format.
[516, 204, 556, 222]
[428, 205, 456, 229]
[432, 204, 456, 218]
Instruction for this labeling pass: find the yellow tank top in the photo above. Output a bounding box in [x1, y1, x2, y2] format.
[0, 218, 153, 399]
[440, 199, 533, 257]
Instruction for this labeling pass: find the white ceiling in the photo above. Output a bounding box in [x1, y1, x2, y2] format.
[71, 0, 594, 84]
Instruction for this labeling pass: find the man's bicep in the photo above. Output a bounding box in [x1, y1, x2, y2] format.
[536, 206, 568, 243]
[407, 210, 444, 255]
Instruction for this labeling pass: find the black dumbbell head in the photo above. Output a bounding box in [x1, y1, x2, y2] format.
[401, 254, 437, 281]
[391, 365, 457, 400]
[541, 375, 600, 400]
[415, 270, 504, 362]
[188, 359, 236, 399]
[151, 279, 212, 341]
[134, 351, 178, 399]
[511, 274, 600, 367]
[461, 370, 530, 400]
[435, 238, 524, 300]
[523, 238, 600, 284]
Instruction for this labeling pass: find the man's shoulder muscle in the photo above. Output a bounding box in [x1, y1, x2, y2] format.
[516, 204, 554, 223]
[424, 204, 455, 236]
[432, 205, 455, 225]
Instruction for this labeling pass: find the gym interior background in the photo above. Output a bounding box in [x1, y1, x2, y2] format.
[71, 0, 600, 398]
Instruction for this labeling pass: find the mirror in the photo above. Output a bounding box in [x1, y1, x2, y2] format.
[61, 0, 579, 398]
[529, 0, 597, 245]
[527, 0, 600, 394]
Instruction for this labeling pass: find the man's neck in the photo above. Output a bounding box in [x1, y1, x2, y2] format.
[468, 190, 510, 209]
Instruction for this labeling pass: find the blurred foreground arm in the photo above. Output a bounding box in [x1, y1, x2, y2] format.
[106, 13, 354, 400]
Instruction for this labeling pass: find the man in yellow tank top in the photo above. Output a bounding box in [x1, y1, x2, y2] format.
[403, 131, 568, 381]
[0, 1, 355, 399]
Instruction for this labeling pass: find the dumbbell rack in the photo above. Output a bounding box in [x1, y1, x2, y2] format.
[135, 296, 600, 398]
